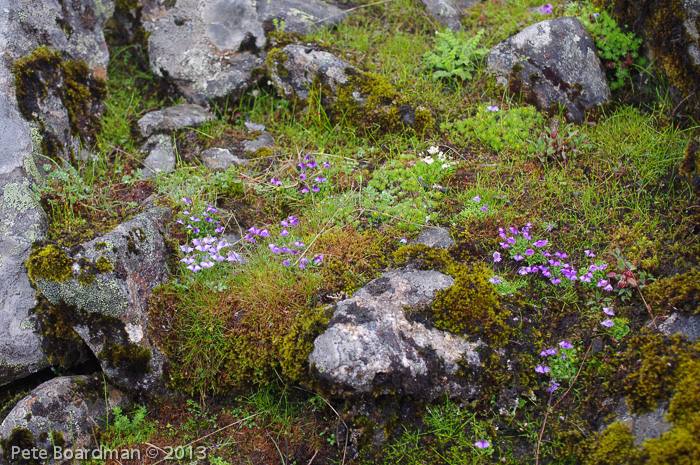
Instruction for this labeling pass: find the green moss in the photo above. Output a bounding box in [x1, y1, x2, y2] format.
[666, 359, 700, 425]
[680, 139, 700, 198]
[266, 47, 290, 83]
[50, 431, 65, 449]
[98, 340, 152, 375]
[584, 421, 639, 465]
[26, 242, 74, 285]
[249, 146, 274, 159]
[279, 306, 331, 382]
[0, 428, 39, 465]
[641, 413, 700, 464]
[647, 269, 700, 314]
[412, 106, 435, 134]
[12, 46, 107, 161]
[333, 69, 407, 134]
[32, 298, 89, 370]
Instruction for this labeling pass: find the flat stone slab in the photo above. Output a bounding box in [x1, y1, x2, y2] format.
[140, 134, 176, 178]
[201, 148, 248, 170]
[413, 226, 455, 249]
[137, 103, 212, 138]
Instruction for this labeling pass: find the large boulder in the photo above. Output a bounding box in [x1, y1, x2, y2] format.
[268, 45, 434, 133]
[26, 207, 172, 395]
[487, 17, 610, 123]
[417, 0, 479, 31]
[0, 0, 114, 385]
[0, 375, 128, 464]
[310, 269, 482, 400]
[141, 0, 348, 104]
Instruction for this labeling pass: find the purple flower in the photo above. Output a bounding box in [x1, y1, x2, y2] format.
[555, 252, 567, 259]
[473, 195, 481, 202]
[486, 105, 499, 112]
[200, 260, 215, 269]
[535, 364, 550, 374]
[604, 284, 613, 291]
[498, 228, 507, 239]
[308, 161, 318, 169]
[603, 307, 615, 316]
[592, 12, 600, 18]
[400, 238, 408, 244]
[281, 220, 289, 228]
[180, 257, 195, 265]
[601, 319, 615, 328]
[546, 348, 558, 356]
[580, 273, 593, 283]
[280, 246, 291, 254]
[489, 277, 502, 284]
[193, 228, 200, 234]
[539, 350, 548, 357]
[269, 243, 281, 254]
[176, 219, 184, 225]
[298, 163, 307, 169]
[509, 227, 519, 235]
[282, 260, 291, 267]
[559, 341, 573, 349]
[280, 229, 290, 237]
[226, 251, 245, 263]
[293, 241, 305, 248]
[190, 216, 200, 222]
[507, 236, 516, 244]
[300, 173, 307, 181]
[186, 264, 202, 272]
[522, 231, 532, 240]
[301, 187, 310, 194]
[299, 258, 309, 269]
[313, 254, 324, 265]
[271, 178, 283, 186]
[514, 254, 524, 261]
[312, 186, 320, 193]
[534, 239, 548, 248]
[551, 278, 562, 285]
[493, 252, 501, 262]
[541, 251, 551, 258]
[480, 205, 488, 212]
[322, 162, 331, 168]
[315, 176, 327, 183]
[546, 224, 555, 231]
[597, 279, 609, 288]
[547, 381, 560, 392]
[585, 250, 595, 258]
[474, 440, 490, 449]
[215, 226, 224, 233]
[288, 216, 300, 226]
[181, 197, 191, 205]
[244, 233, 255, 243]
[180, 245, 194, 253]
[524, 249, 534, 256]
[540, 3, 553, 14]
[500, 242, 511, 249]
[206, 205, 218, 213]
[513, 317, 519, 322]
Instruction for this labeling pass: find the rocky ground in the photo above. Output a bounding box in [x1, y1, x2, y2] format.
[1, 0, 700, 464]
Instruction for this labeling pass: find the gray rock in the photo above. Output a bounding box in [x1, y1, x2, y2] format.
[417, 0, 478, 31]
[0, 375, 128, 463]
[242, 132, 274, 156]
[140, 134, 176, 178]
[268, 45, 354, 104]
[137, 103, 212, 138]
[658, 312, 700, 341]
[611, 398, 671, 447]
[244, 121, 266, 132]
[413, 227, 455, 249]
[310, 269, 482, 399]
[1, 0, 114, 162]
[487, 17, 610, 124]
[201, 148, 248, 170]
[141, 0, 347, 104]
[29, 207, 172, 395]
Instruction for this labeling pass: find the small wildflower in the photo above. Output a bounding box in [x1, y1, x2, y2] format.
[546, 224, 555, 231]
[592, 12, 599, 18]
[299, 173, 307, 181]
[551, 278, 562, 285]
[603, 307, 615, 316]
[280, 229, 290, 237]
[555, 252, 567, 259]
[601, 319, 615, 328]
[559, 341, 573, 349]
[322, 162, 331, 168]
[190, 216, 200, 222]
[547, 381, 560, 392]
[500, 242, 511, 249]
[498, 228, 507, 239]
[507, 236, 516, 244]
[539, 350, 548, 357]
[533, 239, 548, 248]
[301, 187, 310, 194]
[522, 231, 532, 240]
[513, 317, 519, 322]
[187, 264, 202, 272]
[244, 233, 255, 243]
[489, 277, 502, 284]
[604, 284, 614, 291]
[535, 364, 550, 374]
[299, 258, 309, 269]
[180, 245, 194, 253]
[215, 226, 224, 233]
[481, 205, 488, 212]
[540, 3, 553, 14]
[541, 251, 552, 257]
[474, 440, 490, 449]
[596, 279, 608, 287]
[288, 216, 300, 226]
[176, 219, 184, 225]
[269, 243, 281, 254]
[313, 254, 324, 265]
[293, 241, 305, 248]
[509, 227, 519, 235]
[524, 248, 534, 256]
[400, 238, 408, 244]
[308, 161, 318, 169]
[192, 228, 200, 234]
[315, 176, 327, 183]
[180, 257, 195, 265]
[493, 252, 501, 262]
[206, 205, 218, 213]
[270, 178, 283, 186]
[585, 250, 595, 258]
[200, 260, 215, 269]
[473, 195, 481, 202]
[312, 186, 320, 193]
[281, 220, 290, 227]
[283, 260, 291, 267]
[546, 348, 558, 356]
[486, 105, 499, 112]
[428, 146, 440, 155]
[181, 197, 192, 205]
[298, 163, 307, 169]
[514, 254, 524, 261]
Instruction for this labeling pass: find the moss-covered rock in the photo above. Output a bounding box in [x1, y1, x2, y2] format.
[647, 269, 700, 315]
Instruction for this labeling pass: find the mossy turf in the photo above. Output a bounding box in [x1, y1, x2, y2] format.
[22, 0, 700, 464]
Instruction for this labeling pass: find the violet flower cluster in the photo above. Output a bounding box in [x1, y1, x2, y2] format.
[493, 223, 614, 290]
[270, 155, 331, 195]
[535, 340, 577, 393]
[176, 198, 324, 274]
[176, 197, 225, 237]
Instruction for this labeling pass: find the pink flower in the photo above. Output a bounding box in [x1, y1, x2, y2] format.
[474, 440, 490, 449]
[601, 319, 614, 328]
[493, 252, 501, 262]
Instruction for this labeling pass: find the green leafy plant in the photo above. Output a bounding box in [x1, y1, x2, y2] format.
[103, 405, 157, 447]
[530, 119, 591, 166]
[423, 29, 489, 81]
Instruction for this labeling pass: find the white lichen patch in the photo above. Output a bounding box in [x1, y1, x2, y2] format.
[125, 323, 144, 343]
[2, 181, 38, 213]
